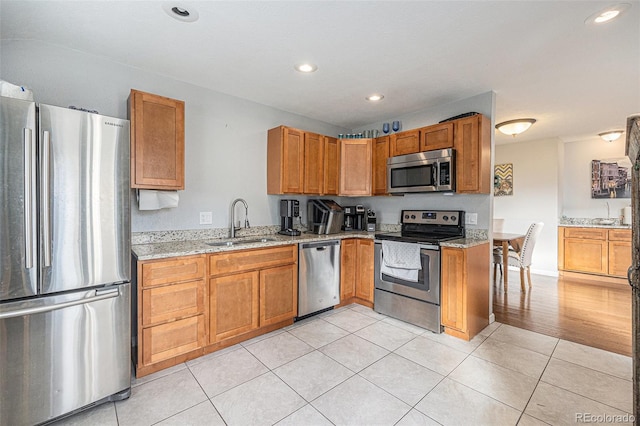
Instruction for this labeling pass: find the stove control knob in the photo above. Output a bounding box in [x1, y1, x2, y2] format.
[443, 215, 449, 221]
[451, 215, 457, 222]
[411, 214, 416, 219]
[404, 214, 409, 219]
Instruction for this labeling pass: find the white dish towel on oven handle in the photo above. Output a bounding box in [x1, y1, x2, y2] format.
[381, 240, 422, 282]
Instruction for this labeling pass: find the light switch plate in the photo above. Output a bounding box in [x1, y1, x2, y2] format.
[466, 213, 478, 225]
[199, 211, 212, 225]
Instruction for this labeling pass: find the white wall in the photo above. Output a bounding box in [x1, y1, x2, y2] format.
[562, 136, 631, 219]
[1, 40, 348, 232]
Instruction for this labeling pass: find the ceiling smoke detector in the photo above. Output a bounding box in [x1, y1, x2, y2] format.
[163, 3, 199, 22]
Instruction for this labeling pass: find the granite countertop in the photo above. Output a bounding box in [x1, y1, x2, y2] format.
[132, 230, 490, 261]
[558, 217, 631, 230]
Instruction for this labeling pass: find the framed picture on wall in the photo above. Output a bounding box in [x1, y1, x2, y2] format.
[494, 163, 513, 196]
[591, 157, 631, 199]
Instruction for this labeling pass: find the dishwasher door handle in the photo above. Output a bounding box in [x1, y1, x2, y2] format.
[300, 240, 340, 250]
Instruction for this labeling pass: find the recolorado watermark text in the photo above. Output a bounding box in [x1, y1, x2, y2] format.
[576, 413, 635, 423]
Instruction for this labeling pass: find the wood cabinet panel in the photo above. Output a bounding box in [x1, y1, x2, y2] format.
[130, 89, 185, 190]
[390, 130, 420, 156]
[454, 114, 490, 194]
[565, 228, 607, 240]
[323, 136, 339, 195]
[564, 239, 608, 274]
[141, 256, 206, 288]
[340, 239, 357, 301]
[340, 238, 373, 305]
[372, 136, 390, 195]
[355, 239, 374, 303]
[304, 132, 324, 194]
[142, 280, 205, 326]
[609, 229, 632, 242]
[209, 245, 297, 277]
[209, 271, 260, 343]
[259, 264, 297, 326]
[142, 314, 205, 365]
[441, 248, 466, 332]
[267, 126, 304, 194]
[339, 139, 372, 196]
[609, 240, 632, 277]
[420, 122, 454, 151]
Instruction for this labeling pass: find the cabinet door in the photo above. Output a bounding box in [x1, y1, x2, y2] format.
[323, 136, 339, 195]
[420, 122, 453, 151]
[339, 139, 372, 196]
[340, 239, 357, 301]
[609, 241, 632, 277]
[304, 132, 324, 194]
[355, 239, 374, 303]
[141, 314, 205, 366]
[130, 89, 185, 189]
[209, 271, 259, 343]
[564, 239, 608, 274]
[390, 130, 420, 156]
[282, 127, 305, 193]
[454, 115, 490, 194]
[142, 280, 205, 326]
[372, 136, 390, 195]
[440, 247, 466, 332]
[260, 264, 297, 326]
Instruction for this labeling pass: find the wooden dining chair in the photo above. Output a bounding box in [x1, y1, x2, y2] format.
[493, 222, 544, 291]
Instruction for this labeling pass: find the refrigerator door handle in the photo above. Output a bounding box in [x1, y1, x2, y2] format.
[42, 130, 52, 267]
[24, 128, 35, 269]
[0, 287, 120, 319]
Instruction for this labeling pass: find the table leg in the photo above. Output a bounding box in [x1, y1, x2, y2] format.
[502, 241, 509, 291]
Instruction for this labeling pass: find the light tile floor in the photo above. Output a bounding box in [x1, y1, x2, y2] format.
[54, 304, 633, 426]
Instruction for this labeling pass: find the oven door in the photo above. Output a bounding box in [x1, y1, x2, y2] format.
[374, 242, 440, 305]
[387, 156, 437, 194]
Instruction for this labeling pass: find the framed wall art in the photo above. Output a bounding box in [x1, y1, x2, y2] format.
[591, 157, 631, 199]
[494, 163, 513, 196]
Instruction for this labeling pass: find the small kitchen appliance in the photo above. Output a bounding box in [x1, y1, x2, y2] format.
[307, 199, 344, 234]
[278, 199, 301, 236]
[343, 205, 366, 231]
[387, 148, 455, 194]
[367, 209, 377, 232]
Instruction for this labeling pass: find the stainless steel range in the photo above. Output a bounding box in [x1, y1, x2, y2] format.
[374, 210, 465, 333]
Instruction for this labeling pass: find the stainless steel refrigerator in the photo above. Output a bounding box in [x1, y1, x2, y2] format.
[0, 96, 131, 425]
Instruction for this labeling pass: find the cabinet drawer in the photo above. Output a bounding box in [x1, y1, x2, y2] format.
[209, 245, 297, 276]
[563, 228, 607, 240]
[141, 314, 205, 366]
[141, 256, 206, 288]
[609, 229, 631, 242]
[141, 280, 205, 326]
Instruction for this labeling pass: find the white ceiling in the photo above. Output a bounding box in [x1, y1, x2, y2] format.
[1, 1, 639, 144]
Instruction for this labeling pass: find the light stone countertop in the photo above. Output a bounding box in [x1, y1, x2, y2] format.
[558, 217, 631, 229]
[440, 238, 490, 249]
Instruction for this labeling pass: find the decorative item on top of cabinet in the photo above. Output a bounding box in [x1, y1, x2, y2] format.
[135, 255, 207, 377]
[390, 129, 420, 156]
[453, 114, 491, 194]
[267, 126, 305, 194]
[440, 243, 489, 341]
[339, 238, 374, 307]
[420, 122, 454, 151]
[323, 136, 340, 195]
[339, 138, 373, 196]
[372, 135, 390, 195]
[129, 89, 185, 190]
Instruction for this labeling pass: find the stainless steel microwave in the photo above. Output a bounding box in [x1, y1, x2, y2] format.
[387, 148, 455, 194]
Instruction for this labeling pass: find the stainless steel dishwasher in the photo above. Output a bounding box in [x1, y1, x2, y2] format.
[298, 240, 341, 318]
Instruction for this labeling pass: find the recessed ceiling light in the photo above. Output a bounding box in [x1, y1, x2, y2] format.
[294, 63, 318, 73]
[585, 3, 631, 25]
[162, 3, 199, 22]
[366, 94, 384, 102]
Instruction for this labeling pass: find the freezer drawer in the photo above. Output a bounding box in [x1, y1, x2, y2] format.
[0, 284, 131, 426]
[298, 240, 340, 317]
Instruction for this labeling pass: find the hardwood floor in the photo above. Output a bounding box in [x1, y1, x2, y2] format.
[493, 269, 632, 356]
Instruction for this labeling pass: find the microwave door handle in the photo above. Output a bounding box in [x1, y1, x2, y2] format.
[432, 162, 438, 186]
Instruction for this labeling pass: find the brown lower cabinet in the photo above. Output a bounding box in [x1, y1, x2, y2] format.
[340, 238, 374, 307]
[440, 243, 489, 341]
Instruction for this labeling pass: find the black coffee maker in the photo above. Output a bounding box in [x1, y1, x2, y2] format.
[343, 205, 365, 231]
[279, 199, 301, 236]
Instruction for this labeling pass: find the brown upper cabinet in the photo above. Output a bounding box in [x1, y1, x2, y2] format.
[323, 136, 340, 195]
[303, 132, 324, 194]
[420, 122, 454, 151]
[454, 114, 491, 194]
[390, 129, 420, 156]
[267, 126, 305, 194]
[129, 89, 185, 190]
[372, 135, 390, 195]
[339, 138, 372, 196]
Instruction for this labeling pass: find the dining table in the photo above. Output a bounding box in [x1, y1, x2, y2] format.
[492, 232, 526, 289]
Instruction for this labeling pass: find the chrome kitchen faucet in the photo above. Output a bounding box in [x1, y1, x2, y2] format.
[230, 198, 250, 238]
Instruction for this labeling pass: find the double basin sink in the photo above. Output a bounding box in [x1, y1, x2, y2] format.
[205, 237, 277, 247]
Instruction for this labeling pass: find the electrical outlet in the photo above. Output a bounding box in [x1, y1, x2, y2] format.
[199, 211, 212, 225]
[466, 213, 478, 225]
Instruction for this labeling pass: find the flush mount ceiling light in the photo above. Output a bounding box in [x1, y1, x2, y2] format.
[598, 130, 624, 142]
[585, 3, 631, 25]
[495, 118, 537, 137]
[366, 94, 384, 102]
[162, 3, 199, 22]
[294, 63, 318, 73]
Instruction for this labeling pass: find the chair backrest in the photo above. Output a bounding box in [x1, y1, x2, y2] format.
[519, 222, 544, 267]
[493, 218, 505, 233]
